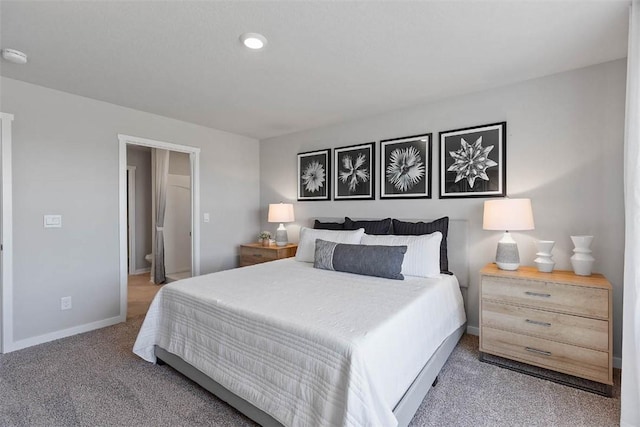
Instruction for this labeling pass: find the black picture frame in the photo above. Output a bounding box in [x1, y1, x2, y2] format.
[380, 133, 432, 199]
[297, 149, 331, 201]
[334, 142, 375, 200]
[439, 122, 506, 199]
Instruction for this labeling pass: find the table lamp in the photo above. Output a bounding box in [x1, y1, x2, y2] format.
[483, 198, 535, 270]
[268, 203, 295, 246]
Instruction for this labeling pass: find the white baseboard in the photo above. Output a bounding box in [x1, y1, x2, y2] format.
[466, 325, 479, 336]
[5, 315, 124, 353]
[133, 267, 151, 275]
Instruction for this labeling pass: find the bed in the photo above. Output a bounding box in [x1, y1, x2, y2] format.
[133, 219, 468, 427]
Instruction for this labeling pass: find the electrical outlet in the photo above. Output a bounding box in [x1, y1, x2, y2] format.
[44, 214, 62, 228]
[61, 296, 72, 311]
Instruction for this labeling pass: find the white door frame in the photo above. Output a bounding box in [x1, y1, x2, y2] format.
[1, 112, 15, 353]
[127, 166, 137, 275]
[118, 134, 201, 321]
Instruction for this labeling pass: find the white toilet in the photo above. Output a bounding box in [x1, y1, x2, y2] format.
[145, 253, 153, 264]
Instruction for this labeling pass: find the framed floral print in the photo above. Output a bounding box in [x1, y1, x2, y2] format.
[297, 149, 330, 201]
[334, 142, 375, 200]
[439, 122, 506, 199]
[380, 133, 431, 199]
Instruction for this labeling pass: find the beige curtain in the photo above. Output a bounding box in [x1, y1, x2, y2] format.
[153, 149, 170, 284]
[621, 2, 640, 426]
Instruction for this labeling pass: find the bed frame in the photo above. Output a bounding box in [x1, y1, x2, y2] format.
[155, 218, 469, 426]
[156, 324, 464, 427]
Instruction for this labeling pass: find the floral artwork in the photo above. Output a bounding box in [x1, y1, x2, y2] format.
[439, 122, 506, 198]
[387, 147, 424, 190]
[339, 153, 370, 192]
[302, 160, 326, 193]
[334, 143, 375, 200]
[447, 136, 497, 188]
[297, 149, 330, 201]
[381, 134, 431, 199]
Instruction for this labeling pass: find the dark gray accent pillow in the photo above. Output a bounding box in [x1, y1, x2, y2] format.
[344, 217, 392, 235]
[391, 217, 450, 274]
[313, 239, 406, 280]
[314, 219, 345, 230]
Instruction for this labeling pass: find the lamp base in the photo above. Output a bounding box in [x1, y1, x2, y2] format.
[275, 223, 288, 247]
[495, 232, 520, 271]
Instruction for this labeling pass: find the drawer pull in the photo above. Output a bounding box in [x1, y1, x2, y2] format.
[525, 291, 551, 298]
[525, 319, 551, 327]
[525, 347, 552, 357]
[252, 254, 263, 258]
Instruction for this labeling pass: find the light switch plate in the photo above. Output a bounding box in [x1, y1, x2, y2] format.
[44, 214, 62, 228]
[203, 213, 210, 223]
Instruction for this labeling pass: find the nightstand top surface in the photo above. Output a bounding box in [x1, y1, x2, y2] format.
[241, 242, 298, 250]
[480, 263, 611, 289]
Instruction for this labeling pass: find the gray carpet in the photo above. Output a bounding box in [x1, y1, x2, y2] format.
[0, 317, 620, 427]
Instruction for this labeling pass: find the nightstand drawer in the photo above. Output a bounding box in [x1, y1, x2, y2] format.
[239, 243, 298, 267]
[482, 276, 608, 319]
[241, 247, 278, 261]
[482, 300, 608, 351]
[482, 327, 610, 384]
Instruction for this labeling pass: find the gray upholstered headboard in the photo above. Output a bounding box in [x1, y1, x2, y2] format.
[311, 218, 469, 288]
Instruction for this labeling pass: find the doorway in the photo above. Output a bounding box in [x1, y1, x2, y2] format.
[118, 134, 200, 322]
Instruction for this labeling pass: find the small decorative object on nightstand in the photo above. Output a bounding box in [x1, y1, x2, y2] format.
[258, 231, 272, 247]
[483, 198, 535, 271]
[534, 240, 555, 273]
[570, 235, 595, 276]
[479, 263, 613, 396]
[240, 243, 297, 267]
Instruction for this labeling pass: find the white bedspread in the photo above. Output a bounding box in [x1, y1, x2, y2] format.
[133, 258, 466, 427]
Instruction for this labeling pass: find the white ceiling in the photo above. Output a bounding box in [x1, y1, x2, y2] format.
[0, 1, 630, 140]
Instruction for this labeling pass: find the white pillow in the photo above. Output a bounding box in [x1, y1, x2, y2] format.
[360, 232, 442, 277]
[295, 227, 365, 263]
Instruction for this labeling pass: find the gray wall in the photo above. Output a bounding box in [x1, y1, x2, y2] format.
[126, 145, 152, 272]
[260, 59, 627, 360]
[2, 77, 260, 342]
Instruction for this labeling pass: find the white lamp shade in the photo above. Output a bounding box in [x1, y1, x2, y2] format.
[268, 203, 295, 223]
[483, 198, 535, 231]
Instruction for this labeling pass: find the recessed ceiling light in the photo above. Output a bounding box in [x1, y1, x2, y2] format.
[239, 33, 267, 50]
[1, 48, 28, 64]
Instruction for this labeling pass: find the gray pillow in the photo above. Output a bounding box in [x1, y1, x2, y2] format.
[314, 219, 345, 230]
[313, 239, 406, 280]
[344, 217, 392, 235]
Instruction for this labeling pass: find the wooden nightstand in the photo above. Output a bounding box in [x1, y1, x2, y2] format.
[479, 263, 613, 396]
[239, 243, 298, 267]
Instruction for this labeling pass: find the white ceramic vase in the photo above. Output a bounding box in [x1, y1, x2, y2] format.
[570, 235, 594, 276]
[534, 240, 555, 273]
